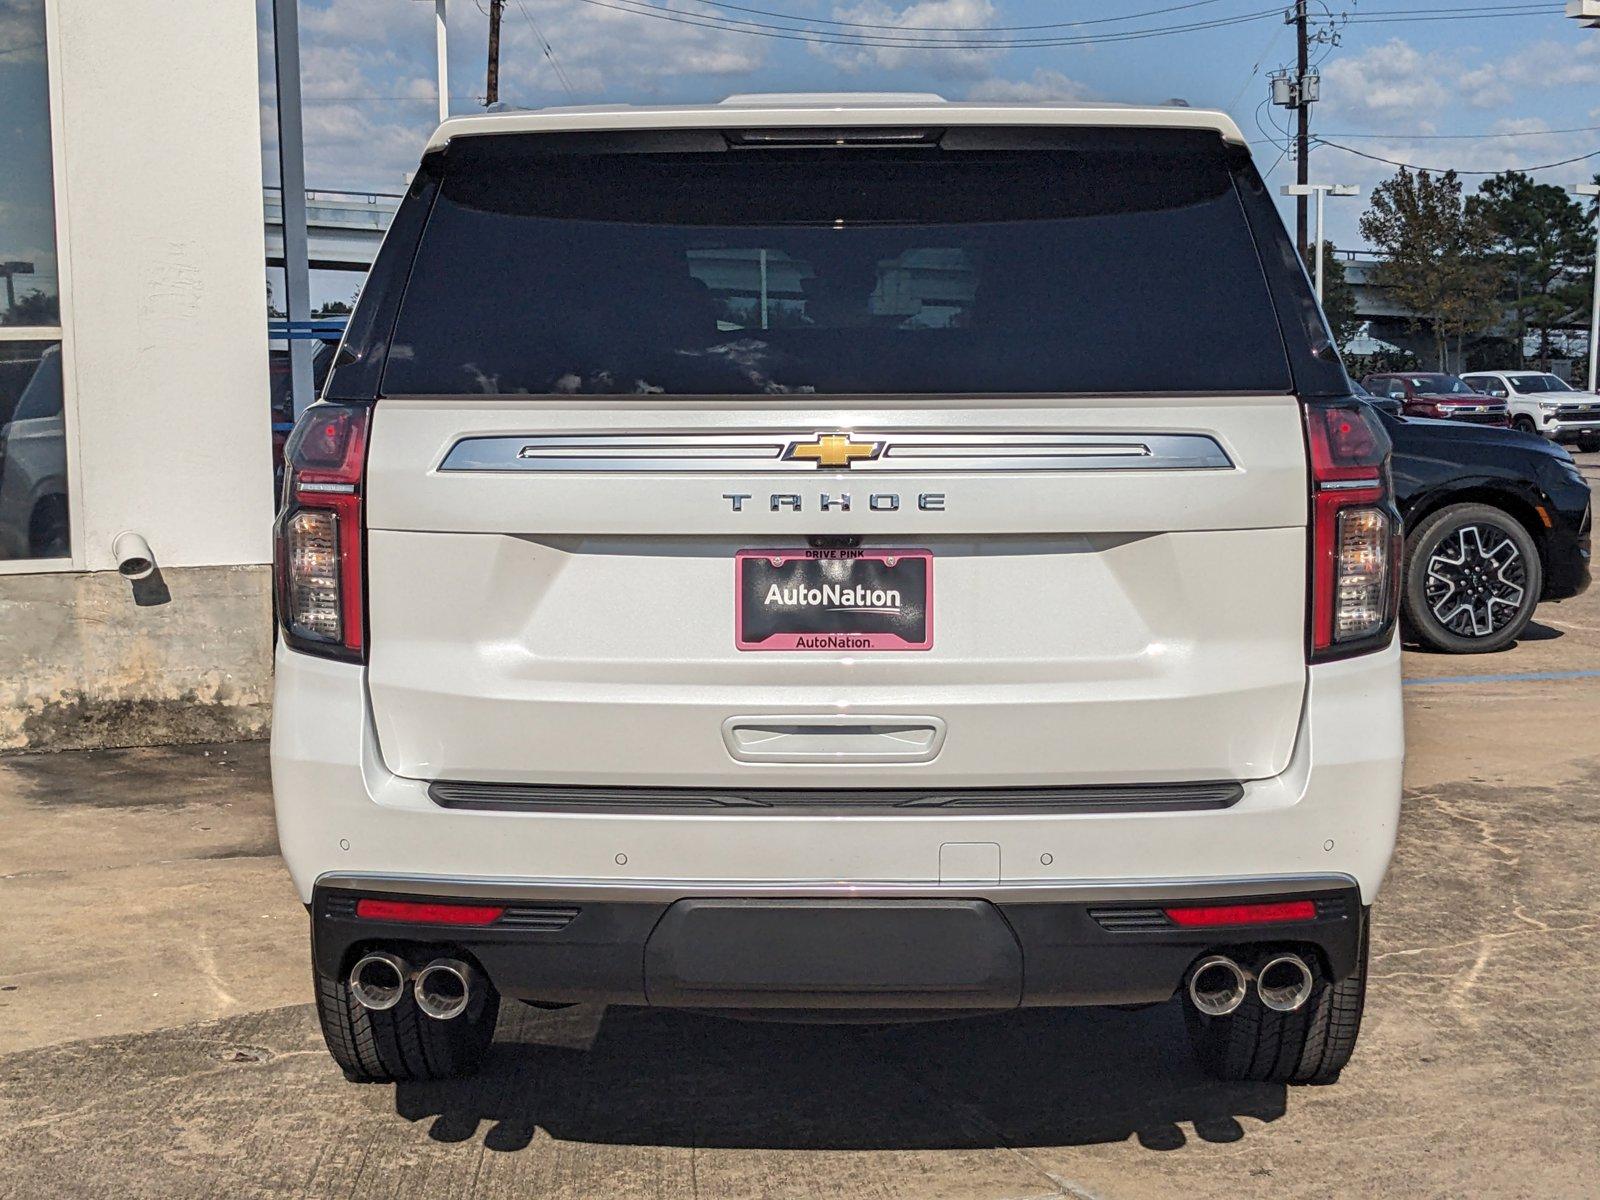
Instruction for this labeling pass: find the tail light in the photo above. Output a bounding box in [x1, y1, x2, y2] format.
[1305, 402, 1400, 661]
[274, 402, 371, 661]
[1164, 900, 1317, 927]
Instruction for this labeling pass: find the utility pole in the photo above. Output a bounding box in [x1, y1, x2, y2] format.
[1271, 2, 1323, 262]
[485, 0, 503, 106]
[1294, 0, 1309, 258]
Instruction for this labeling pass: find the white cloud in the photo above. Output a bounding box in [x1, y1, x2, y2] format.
[0, 2, 46, 63]
[1321, 38, 1508, 120]
[965, 68, 1095, 103]
[258, 1, 443, 190]
[1491, 36, 1600, 89]
[496, 0, 767, 98]
[806, 0, 1001, 79]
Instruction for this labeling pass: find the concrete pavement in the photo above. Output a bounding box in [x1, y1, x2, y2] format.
[2, 454, 1597, 1199]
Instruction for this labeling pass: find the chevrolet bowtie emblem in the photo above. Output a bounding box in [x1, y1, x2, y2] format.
[785, 433, 882, 469]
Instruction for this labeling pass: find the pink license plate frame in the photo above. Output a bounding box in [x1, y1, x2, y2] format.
[735, 548, 934, 652]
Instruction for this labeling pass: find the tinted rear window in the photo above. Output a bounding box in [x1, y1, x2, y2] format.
[381, 129, 1291, 397]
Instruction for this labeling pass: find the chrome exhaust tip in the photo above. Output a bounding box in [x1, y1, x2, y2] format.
[1256, 953, 1315, 1013]
[414, 958, 476, 1021]
[349, 951, 410, 1012]
[1187, 954, 1249, 1017]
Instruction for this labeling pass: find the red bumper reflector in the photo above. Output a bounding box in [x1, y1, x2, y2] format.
[355, 899, 506, 926]
[1163, 900, 1317, 928]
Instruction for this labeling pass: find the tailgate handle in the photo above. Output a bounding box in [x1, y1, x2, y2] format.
[722, 715, 946, 764]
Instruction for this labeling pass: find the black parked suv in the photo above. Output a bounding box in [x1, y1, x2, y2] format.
[1361, 389, 1591, 653]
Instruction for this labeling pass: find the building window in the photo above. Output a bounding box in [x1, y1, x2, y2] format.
[1, 0, 69, 565]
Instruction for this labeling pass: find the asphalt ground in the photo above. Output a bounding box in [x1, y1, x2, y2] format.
[2, 451, 1597, 1199]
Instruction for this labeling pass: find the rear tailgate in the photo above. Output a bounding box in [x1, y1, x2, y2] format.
[342, 120, 1329, 791]
[364, 398, 1307, 787]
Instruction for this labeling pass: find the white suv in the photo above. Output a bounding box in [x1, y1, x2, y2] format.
[1461, 370, 1600, 447]
[271, 95, 1403, 1088]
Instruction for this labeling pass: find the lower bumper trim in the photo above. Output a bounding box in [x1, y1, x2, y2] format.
[311, 876, 1365, 1010]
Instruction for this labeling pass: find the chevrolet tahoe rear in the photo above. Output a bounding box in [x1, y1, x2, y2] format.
[270, 95, 1403, 1087]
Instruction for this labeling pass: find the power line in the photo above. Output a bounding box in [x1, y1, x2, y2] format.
[566, 0, 1282, 49]
[1228, 19, 1287, 109]
[572, 0, 1561, 46]
[511, 0, 578, 97]
[684, 0, 1231, 33]
[1352, 1, 1559, 12]
[1314, 137, 1600, 174]
[1343, 11, 1563, 21]
[1318, 125, 1600, 140]
[568, 0, 1561, 50]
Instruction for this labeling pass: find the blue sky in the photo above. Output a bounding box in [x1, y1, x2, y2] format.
[0, 0, 57, 321]
[254, 0, 1599, 259]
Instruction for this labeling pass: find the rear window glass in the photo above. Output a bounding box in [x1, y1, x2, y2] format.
[382, 130, 1291, 397]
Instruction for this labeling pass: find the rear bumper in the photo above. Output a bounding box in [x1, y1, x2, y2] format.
[272, 635, 1402, 950]
[311, 877, 1365, 1009]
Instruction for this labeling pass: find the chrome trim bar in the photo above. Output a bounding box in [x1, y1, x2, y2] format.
[438, 431, 1233, 474]
[317, 871, 1357, 906]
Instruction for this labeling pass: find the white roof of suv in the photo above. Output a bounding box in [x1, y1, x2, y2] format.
[424, 92, 1247, 152]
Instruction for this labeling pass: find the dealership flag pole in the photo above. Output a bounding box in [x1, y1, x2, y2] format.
[272, 0, 315, 418]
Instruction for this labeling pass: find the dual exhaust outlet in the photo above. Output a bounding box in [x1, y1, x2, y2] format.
[1186, 951, 1315, 1017]
[349, 951, 479, 1020]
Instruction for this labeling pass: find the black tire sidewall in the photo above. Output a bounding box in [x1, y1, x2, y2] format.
[1402, 503, 1541, 654]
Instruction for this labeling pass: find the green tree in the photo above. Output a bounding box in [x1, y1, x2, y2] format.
[0, 289, 58, 326]
[1359, 167, 1499, 370]
[1467, 171, 1590, 369]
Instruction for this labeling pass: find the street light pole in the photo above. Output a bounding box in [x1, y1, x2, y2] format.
[1283, 183, 1360, 300]
[271, 0, 314, 418]
[1576, 183, 1599, 393]
[412, 0, 449, 125]
[434, 0, 448, 124]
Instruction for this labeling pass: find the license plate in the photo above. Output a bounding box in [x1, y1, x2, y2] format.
[735, 548, 932, 651]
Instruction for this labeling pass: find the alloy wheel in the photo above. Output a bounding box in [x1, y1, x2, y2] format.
[1424, 523, 1527, 638]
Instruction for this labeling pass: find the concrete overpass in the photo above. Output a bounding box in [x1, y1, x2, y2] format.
[264, 186, 398, 271]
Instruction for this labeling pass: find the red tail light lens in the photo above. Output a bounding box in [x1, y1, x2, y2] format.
[274, 403, 371, 661]
[355, 899, 506, 926]
[1164, 900, 1317, 927]
[1305, 403, 1400, 660]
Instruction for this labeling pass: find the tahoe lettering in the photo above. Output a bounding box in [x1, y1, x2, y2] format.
[724, 492, 945, 512]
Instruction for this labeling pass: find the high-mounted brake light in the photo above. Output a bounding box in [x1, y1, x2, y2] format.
[274, 403, 371, 660]
[1305, 403, 1400, 661]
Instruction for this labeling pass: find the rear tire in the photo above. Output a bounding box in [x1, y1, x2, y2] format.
[1401, 502, 1541, 654]
[1185, 922, 1368, 1085]
[314, 961, 499, 1082]
[28, 496, 70, 558]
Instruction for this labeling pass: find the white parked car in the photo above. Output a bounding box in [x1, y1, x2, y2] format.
[1460, 370, 1600, 448]
[271, 95, 1403, 1089]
